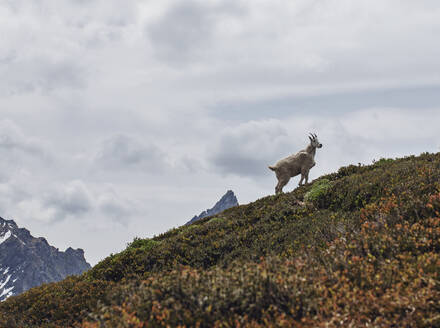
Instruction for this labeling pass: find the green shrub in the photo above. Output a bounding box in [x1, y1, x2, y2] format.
[304, 178, 332, 204]
[179, 224, 198, 233]
[373, 157, 394, 166]
[127, 237, 160, 251]
[208, 217, 226, 224]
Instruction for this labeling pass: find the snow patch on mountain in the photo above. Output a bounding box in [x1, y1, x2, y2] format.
[0, 231, 11, 245]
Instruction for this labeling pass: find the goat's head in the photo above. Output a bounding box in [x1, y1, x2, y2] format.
[309, 133, 322, 148]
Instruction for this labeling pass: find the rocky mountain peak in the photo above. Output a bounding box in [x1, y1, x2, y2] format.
[0, 216, 91, 301]
[186, 190, 239, 225]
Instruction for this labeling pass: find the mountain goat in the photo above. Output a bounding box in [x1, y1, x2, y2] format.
[269, 133, 323, 194]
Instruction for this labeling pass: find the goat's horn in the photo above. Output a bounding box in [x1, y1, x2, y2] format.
[313, 133, 317, 139]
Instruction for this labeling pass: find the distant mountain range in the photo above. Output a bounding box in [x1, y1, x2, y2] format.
[0, 216, 90, 301]
[186, 190, 238, 225]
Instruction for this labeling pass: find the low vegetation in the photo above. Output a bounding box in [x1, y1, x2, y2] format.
[1, 153, 439, 327]
[303, 178, 332, 203]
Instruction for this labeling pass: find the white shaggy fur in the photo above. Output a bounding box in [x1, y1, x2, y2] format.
[269, 134, 322, 194]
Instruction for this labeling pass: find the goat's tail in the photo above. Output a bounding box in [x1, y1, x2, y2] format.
[268, 165, 276, 171]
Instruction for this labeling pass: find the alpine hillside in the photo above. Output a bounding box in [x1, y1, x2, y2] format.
[0, 217, 91, 301]
[0, 153, 439, 327]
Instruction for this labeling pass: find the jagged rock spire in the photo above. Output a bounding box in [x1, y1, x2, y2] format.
[186, 190, 239, 225]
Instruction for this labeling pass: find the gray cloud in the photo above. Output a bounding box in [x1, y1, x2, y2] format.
[94, 134, 167, 171]
[210, 120, 293, 177]
[208, 84, 440, 122]
[0, 0, 139, 97]
[146, 0, 244, 65]
[42, 181, 93, 222]
[0, 120, 48, 157]
[97, 188, 135, 226]
[0, 40, 87, 96]
[0, 120, 52, 184]
[147, 2, 213, 64]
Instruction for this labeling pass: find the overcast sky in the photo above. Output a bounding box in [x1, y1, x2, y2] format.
[1, 0, 440, 265]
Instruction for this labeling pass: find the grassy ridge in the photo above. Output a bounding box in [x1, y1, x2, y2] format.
[1, 153, 439, 327]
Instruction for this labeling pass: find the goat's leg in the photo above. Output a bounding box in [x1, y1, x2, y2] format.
[275, 180, 283, 194]
[304, 171, 310, 184]
[276, 176, 290, 194]
[299, 174, 305, 186]
[275, 181, 281, 194]
[299, 168, 309, 186]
